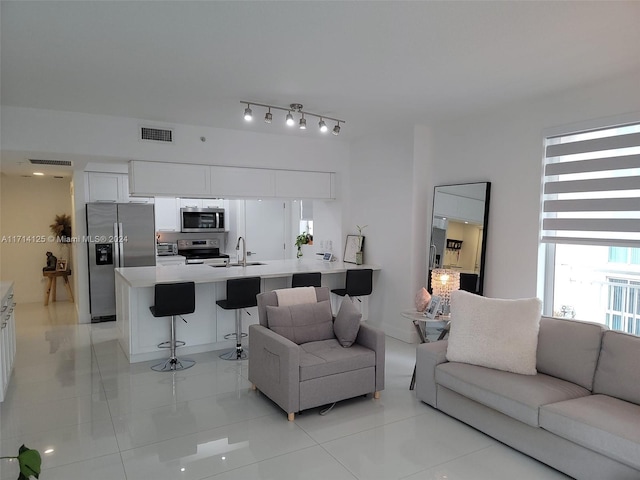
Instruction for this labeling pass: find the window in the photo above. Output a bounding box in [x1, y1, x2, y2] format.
[540, 121, 640, 334]
[605, 278, 640, 334]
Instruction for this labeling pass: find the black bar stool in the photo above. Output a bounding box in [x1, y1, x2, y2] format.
[291, 272, 322, 288]
[331, 269, 373, 302]
[217, 277, 261, 360]
[150, 282, 196, 372]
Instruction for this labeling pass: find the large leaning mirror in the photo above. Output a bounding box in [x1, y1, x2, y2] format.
[429, 182, 491, 295]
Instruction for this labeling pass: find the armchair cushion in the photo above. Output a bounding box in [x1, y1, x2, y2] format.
[333, 294, 362, 347]
[299, 339, 376, 381]
[266, 299, 334, 345]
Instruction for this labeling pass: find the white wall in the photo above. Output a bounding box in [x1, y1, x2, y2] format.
[347, 129, 421, 340]
[1, 106, 349, 173]
[0, 175, 73, 303]
[428, 71, 640, 300]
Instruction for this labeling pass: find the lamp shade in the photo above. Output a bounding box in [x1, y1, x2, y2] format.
[431, 269, 460, 313]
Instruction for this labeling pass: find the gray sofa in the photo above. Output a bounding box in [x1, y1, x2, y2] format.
[416, 315, 640, 480]
[248, 287, 385, 421]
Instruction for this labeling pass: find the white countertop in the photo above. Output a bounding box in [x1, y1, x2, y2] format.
[0, 281, 14, 302]
[116, 259, 381, 288]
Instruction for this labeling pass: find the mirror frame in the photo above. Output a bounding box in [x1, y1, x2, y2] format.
[429, 181, 491, 296]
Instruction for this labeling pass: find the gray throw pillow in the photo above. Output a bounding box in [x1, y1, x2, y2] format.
[266, 300, 334, 344]
[334, 295, 362, 347]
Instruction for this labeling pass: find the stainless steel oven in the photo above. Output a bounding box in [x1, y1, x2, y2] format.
[177, 239, 229, 265]
[180, 208, 225, 233]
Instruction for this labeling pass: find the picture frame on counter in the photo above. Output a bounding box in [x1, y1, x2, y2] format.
[344, 235, 364, 264]
[424, 295, 442, 319]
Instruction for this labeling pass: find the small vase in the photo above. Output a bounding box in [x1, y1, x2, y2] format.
[297, 246, 303, 258]
[355, 251, 363, 265]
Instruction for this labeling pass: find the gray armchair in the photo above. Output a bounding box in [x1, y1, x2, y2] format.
[248, 287, 385, 421]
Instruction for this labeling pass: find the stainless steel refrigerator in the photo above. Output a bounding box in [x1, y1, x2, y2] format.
[87, 203, 156, 322]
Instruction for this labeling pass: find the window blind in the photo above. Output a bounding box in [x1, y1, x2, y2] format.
[541, 123, 640, 247]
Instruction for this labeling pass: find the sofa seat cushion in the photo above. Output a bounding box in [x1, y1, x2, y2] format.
[299, 339, 375, 381]
[540, 394, 640, 470]
[436, 362, 590, 427]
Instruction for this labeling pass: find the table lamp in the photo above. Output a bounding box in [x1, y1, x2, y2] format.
[431, 269, 460, 316]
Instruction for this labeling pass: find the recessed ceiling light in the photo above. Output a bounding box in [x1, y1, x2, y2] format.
[33, 172, 44, 176]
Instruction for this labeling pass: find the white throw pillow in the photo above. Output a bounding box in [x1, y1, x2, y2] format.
[446, 290, 542, 375]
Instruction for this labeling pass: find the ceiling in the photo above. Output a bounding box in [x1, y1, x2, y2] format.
[2, 1, 640, 176]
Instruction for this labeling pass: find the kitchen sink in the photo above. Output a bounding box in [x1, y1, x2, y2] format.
[211, 262, 266, 268]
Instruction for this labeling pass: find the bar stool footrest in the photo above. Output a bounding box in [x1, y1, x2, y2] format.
[223, 332, 248, 340]
[219, 347, 248, 361]
[151, 357, 196, 372]
[157, 340, 186, 349]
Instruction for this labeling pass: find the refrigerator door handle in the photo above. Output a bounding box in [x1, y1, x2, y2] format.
[114, 222, 121, 268]
[118, 222, 124, 267]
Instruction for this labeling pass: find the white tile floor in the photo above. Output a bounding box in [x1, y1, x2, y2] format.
[0, 301, 572, 480]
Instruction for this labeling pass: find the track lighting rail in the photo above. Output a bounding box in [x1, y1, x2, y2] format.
[241, 101, 345, 135]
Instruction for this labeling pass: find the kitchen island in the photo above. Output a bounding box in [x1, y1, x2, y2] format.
[115, 259, 381, 363]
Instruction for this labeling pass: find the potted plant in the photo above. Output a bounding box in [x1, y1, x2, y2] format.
[295, 232, 312, 258]
[1, 444, 41, 479]
[49, 214, 72, 242]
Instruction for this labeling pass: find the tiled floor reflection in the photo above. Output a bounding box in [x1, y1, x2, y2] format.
[0, 301, 570, 480]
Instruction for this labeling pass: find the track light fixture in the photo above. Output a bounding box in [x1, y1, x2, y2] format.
[285, 111, 295, 126]
[241, 101, 344, 135]
[243, 105, 253, 121]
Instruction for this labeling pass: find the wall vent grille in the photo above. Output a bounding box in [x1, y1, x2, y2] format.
[28, 159, 73, 166]
[140, 127, 173, 143]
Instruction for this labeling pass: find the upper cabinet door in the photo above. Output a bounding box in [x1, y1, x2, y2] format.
[210, 166, 276, 198]
[129, 161, 210, 196]
[87, 172, 122, 202]
[275, 171, 333, 199]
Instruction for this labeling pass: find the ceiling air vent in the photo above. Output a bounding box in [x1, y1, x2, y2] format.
[140, 126, 173, 143]
[29, 159, 73, 167]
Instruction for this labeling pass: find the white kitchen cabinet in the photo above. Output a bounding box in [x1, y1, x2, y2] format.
[275, 170, 333, 199]
[129, 161, 211, 197]
[87, 172, 153, 204]
[179, 198, 203, 208]
[178, 198, 225, 208]
[210, 166, 276, 198]
[156, 255, 186, 266]
[155, 197, 180, 231]
[202, 198, 225, 208]
[87, 172, 124, 202]
[129, 160, 335, 200]
[0, 282, 16, 403]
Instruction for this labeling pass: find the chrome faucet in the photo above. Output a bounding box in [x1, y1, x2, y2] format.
[235, 236, 246, 267]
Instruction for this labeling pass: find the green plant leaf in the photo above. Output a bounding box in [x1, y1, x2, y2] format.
[17, 445, 41, 479]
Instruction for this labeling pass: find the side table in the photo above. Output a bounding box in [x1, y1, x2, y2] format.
[43, 270, 74, 306]
[401, 309, 450, 390]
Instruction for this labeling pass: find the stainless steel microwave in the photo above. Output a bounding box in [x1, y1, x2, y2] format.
[180, 207, 225, 232]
